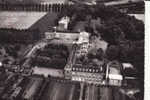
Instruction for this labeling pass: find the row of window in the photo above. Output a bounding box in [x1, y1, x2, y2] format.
[72, 76, 102, 82]
[72, 67, 102, 73]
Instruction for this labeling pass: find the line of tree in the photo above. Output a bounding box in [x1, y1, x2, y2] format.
[0, 3, 69, 12]
[0, 28, 41, 44]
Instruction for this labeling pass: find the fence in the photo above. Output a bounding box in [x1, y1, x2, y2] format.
[0, 4, 70, 12]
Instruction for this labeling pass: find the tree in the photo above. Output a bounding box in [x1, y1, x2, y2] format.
[106, 45, 120, 61]
[14, 44, 21, 51]
[96, 48, 104, 60]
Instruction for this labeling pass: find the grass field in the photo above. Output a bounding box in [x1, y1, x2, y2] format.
[0, 11, 59, 33]
[40, 81, 79, 100]
[0, 11, 47, 29]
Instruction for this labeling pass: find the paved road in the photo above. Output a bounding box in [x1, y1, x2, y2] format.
[66, 44, 78, 68]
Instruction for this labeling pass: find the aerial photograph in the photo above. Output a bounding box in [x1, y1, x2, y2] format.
[0, 0, 144, 100]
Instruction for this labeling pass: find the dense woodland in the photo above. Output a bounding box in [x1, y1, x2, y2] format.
[0, 28, 41, 44]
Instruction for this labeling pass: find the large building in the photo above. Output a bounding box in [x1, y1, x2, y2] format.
[45, 31, 79, 41]
[74, 31, 90, 56]
[106, 60, 123, 86]
[76, 42, 89, 56]
[64, 32, 106, 84]
[45, 31, 90, 46]
[71, 64, 104, 84]
[58, 16, 70, 31]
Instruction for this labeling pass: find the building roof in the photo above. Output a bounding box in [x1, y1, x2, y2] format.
[109, 67, 120, 74]
[128, 14, 144, 23]
[59, 16, 70, 24]
[38, 0, 68, 4]
[109, 74, 123, 80]
[0, 11, 46, 29]
[45, 32, 79, 41]
[122, 63, 134, 69]
[0, 62, 2, 67]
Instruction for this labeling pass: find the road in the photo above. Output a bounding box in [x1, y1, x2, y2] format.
[65, 44, 78, 69]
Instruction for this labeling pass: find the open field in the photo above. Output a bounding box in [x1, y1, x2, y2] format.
[32, 67, 64, 77]
[40, 81, 80, 100]
[0, 11, 47, 29]
[0, 11, 59, 33]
